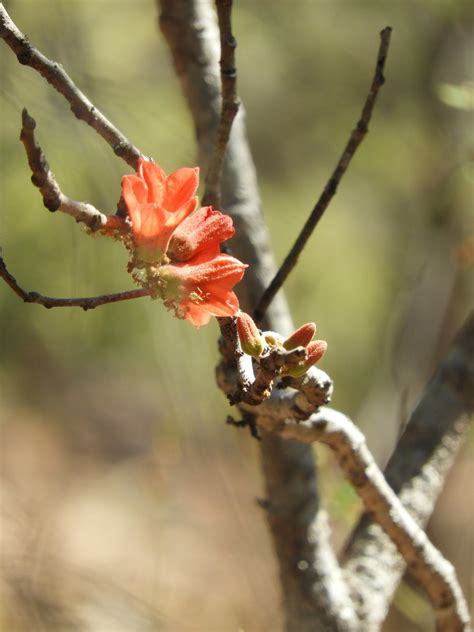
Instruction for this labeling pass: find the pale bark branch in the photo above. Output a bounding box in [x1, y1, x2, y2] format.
[0, 254, 150, 310]
[202, 0, 240, 209]
[19, 108, 129, 232]
[253, 27, 392, 324]
[258, 408, 471, 632]
[159, 2, 357, 629]
[0, 3, 142, 168]
[342, 312, 474, 630]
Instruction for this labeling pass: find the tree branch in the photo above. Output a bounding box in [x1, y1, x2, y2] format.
[19, 108, 128, 232]
[0, 254, 150, 310]
[158, 2, 356, 629]
[202, 0, 240, 209]
[342, 311, 474, 630]
[0, 3, 142, 168]
[258, 408, 471, 632]
[253, 26, 392, 324]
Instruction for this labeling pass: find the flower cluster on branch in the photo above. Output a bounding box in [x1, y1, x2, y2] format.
[115, 158, 247, 327]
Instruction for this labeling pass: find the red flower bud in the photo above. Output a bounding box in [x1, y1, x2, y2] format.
[237, 312, 265, 357]
[167, 206, 235, 262]
[286, 340, 327, 377]
[283, 322, 316, 350]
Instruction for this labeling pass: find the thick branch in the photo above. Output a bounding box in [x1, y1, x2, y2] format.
[342, 312, 474, 630]
[159, 2, 356, 630]
[0, 3, 142, 168]
[0, 255, 150, 310]
[253, 26, 392, 324]
[202, 0, 240, 208]
[258, 408, 471, 632]
[20, 109, 128, 232]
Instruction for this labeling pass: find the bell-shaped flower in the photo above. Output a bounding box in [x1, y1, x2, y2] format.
[158, 249, 247, 327]
[122, 158, 199, 261]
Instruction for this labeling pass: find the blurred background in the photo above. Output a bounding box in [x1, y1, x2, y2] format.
[0, 0, 472, 630]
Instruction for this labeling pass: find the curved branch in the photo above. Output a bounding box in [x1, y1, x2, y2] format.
[342, 311, 474, 630]
[20, 109, 128, 232]
[253, 26, 392, 324]
[0, 255, 150, 310]
[258, 407, 471, 632]
[0, 3, 142, 168]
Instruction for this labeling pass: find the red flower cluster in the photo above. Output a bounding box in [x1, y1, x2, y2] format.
[121, 158, 247, 327]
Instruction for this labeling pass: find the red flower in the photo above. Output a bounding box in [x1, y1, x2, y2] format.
[167, 206, 235, 262]
[121, 158, 247, 326]
[159, 250, 247, 327]
[122, 158, 199, 261]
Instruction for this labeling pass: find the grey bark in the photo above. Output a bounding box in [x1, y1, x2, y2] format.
[343, 313, 474, 630]
[157, 1, 356, 630]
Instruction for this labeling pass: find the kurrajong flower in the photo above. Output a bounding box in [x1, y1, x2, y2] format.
[121, 158, 247, 327]
[122, 158, 199, 261]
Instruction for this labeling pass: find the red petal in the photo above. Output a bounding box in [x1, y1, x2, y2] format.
[164, 167, 199, 212]
[139, 159, 166, 204]
[131, 203, 164, 248]
[122, 174, 148, 209]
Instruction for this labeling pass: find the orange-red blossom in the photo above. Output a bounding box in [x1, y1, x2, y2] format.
[121, 158, 247, 327]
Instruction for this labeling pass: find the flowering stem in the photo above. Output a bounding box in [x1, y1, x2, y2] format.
[253, 27, 392, 324]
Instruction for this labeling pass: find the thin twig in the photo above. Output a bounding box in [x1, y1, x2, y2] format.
[0, 3, 142, 168]
[253, 26, 392, 323]
[0, 255, 150, 310]
[258, 408, 471, 632]
[202, 0, 240, 208]
[20, 109, 128, 232]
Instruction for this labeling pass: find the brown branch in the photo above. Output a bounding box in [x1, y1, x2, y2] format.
[258, 408, 471, 632]
[202, 0, 240, 209]
[253, 26, 392, 324]
[20, 109, 128, 232]
[0, 3, 142, 169]
[0, 254, 150, 310]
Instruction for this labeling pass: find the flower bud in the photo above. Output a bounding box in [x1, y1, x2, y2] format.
[237, 312, 265, 357]
[286, 340, 327, 378]
[283, 322, 316, 350]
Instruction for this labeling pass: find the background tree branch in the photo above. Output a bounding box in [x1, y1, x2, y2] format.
[253, 26, 392, 324]
[342, 311, 474, 630]
[158, 1, 357, 629]
[0, 3, 142, 168]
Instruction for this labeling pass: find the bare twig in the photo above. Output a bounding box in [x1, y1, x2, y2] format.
[201, 0, 240, 209]
[253, 26, 392, 323]
[20, 109, 128, 232]
[0, 3, 142, 168]
[259, 408, 471, 632]
[0, 255, 150, 310]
